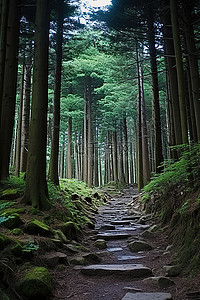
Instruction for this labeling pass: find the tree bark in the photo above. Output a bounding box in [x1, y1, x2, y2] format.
[49, 0, 64, 185]
[123, 116, 129, 184]
[67, 116, 72, 179]
[162, 0, 183, 146]
[22, 0, 51, 210]
[0, 0, 20, 180]
[170, 0, 188, 143]
[183, 0, 200, 141]
[87, 75, 92, 188]
[112, 130, 118, 184]
[147, 8, 163, 172]
[0, 0, 9, 123]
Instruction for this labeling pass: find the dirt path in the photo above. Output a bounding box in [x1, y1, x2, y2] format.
[51, 187, 199, 300]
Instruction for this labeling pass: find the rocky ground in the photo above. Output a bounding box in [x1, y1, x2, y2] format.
[51, 186, 200, 300]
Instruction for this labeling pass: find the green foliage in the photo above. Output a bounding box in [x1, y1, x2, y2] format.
[0, 174, 25, 195]
[22, 242, 39, 253]
[142, 144, 200, 201]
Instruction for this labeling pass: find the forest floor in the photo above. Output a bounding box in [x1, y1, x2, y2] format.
[51, 186, 200, 300]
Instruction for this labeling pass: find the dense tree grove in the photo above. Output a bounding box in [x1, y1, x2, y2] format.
[0, 0, 200, 208]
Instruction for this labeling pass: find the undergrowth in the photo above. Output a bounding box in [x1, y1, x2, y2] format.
[142, 143, 200, 202]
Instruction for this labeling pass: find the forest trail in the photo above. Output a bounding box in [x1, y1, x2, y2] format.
[52, 187, 191, 300]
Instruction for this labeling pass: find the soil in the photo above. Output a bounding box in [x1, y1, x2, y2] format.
[50, 187, 200, 300]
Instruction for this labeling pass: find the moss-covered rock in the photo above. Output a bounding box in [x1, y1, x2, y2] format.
[0, 288, 10, 300]
[10, 240, 23, 256]
[26, 220, 51, 236]
[59, 221, 80, 240]
[17, 266, 52, 299]
[52, 229, 69, 243]
[69, 256, 86, 265]
[0, 189, 20, 200]
[2, 213, 23, 229]
[94, 239, 107, 250]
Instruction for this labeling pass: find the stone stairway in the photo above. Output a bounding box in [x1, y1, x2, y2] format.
[76, 188, 173, 300]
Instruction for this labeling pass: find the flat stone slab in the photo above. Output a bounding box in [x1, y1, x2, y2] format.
[117, 255, 144, 261]
[107, 247, 123, 252]
[97, 232, 131, 240]
[111, 220, 131, 225]
[121, 292, 172, 300]
[81, 264, 152, 277]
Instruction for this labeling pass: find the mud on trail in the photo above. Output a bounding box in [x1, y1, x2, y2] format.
[51, 187, 200, 300]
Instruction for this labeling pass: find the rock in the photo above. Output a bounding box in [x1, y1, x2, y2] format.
[17, 267, 52, 299]
[3, 213, 23, 229]
[100, 224, 115, 230]
[26, 220, 51, 236]
[97, 232, 131, 240]
[81, 264, 152, 277]
[0, 189, 20, 200]
[70, 256, 86, 265]
[59, 221, 80, 240]
[111, 220, 131, 225]
[52, 229, 69, 243]
[163, 265, 181, 277]
[40, 252, 68, 268]
[82, 253, 101, 263]
[143, 276, 175, 288]
[64, 244, 79, 253]
[94, 239, 107, 249]
[140, 230, 154, 238]
[128, 240, 153, 252]
[121, 292, 172, 300]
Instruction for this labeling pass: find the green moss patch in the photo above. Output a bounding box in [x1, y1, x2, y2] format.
[18, 266, 52, 299]
[26, 220, 51, 236]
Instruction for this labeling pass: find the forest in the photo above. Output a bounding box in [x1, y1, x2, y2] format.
[0, 0, 200, 299]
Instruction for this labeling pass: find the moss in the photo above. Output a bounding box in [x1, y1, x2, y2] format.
[18, 267, 52, 299]
[10, 240, 23, 256]
[28, 207, 44, 216]
[2, 208, 26, 215]
[2, 213, 23, 229]
[59, 221, 80, 240]
[26, 220, 51, 236]
[11, 228, 24, 235]
[0, 189, 20, 200]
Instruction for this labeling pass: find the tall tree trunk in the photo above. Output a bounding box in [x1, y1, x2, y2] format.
[147, 8, 163, 172]
[170, 0, 188, 143]
[183, 0, 200, 141]
[140, 66, 151, 185]
[87, 75, 92, 188]
[118, 128, 125, 184]
[49, 0, 64, 185]
[112, 130, 118, 183]
[67, 116, 72, 179]
[20, 62, 32, 172]
[15, 63, 25, 176]
[0, 0, 9, 123]
[162, 0, 183, 146]
[123, 116, 129, 184]
[22, 0, 51, 210]
[0, 0, 20, 180]
[83, 84, 88, 184]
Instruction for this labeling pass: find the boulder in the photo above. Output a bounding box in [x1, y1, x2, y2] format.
[143, 276, 175, 288]
[52, 229, 69, 243]
[3, 213, 23, 229]
[40, 252, 68, 268]
[163, 265, 181, 277]
[26, 220, 51, 236]
[70, 256, 86, 265]
[17, 267, 52, 299]
[59, 221, 80, 240]
[94, 239, 107, 250]
[129, 241, 153, 252]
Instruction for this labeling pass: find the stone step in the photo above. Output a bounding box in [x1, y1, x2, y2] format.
[117, 255, 144, 261]
[121, 292, 172, 300]
[111, 220, 131, 225]
[97, 232, 131, 240]
[81, 264, 152, 277]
